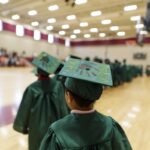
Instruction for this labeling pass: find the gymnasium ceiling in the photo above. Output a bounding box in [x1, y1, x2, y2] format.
[0, 0, 148, 40]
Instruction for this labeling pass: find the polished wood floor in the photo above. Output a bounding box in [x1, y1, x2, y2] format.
[0, 67, 150, 150]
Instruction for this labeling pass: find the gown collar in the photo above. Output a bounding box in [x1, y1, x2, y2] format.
[71, 109, 95, 114]
[38, 75, 50, 80]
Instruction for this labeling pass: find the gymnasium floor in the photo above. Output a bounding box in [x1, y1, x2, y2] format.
[0, 67, 150, 150]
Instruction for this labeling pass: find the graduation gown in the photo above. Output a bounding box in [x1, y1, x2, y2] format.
[40, 111, 132, 150]
[146, 68, 150, 76]
[13, 77, 69, 150]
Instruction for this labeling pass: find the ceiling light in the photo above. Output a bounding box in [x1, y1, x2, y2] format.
[130, 16, 141, 21]
[124, 5, 137, 11]
[84, 34, 91, 38]
[75, 0, 87, 5]
[48, 34, 54, 43]
[46, 25, 53, 31]
[16, 25, 24, 37]
[90, 10, 102, 17]
[70, 35, 77, 39]
[135, 24, 144, 29]
[90, 28, 98, 32]
[99, 33, 106, 37]
[110, 26, 119, 31]
[47, 18, 56, 23]
[28, 10, 37, 16]
[31, 21, 39, 26]
[73, 29, 81, 34]
[101, 19, 111, 25]
[0, 0, 9, 4]
[12, 14, 20, 20]
[34, 30, 41, 40]
[0, 20, 3, 31]
[62, 24, 70, 29]
[80, 22, 88, 27]
[117, 31, 125, 36]
[140, 30, 148, 35]
[48, 5, 59, 11]
[66, 15, 76, 20]
[59, 31, 66, 35]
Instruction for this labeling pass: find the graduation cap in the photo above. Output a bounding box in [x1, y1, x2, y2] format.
[32, 52, 61, 74]
[59, 58, 113, 86]
[59, 58, 113, 101]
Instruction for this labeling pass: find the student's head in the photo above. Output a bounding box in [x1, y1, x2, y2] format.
[123, 59, 127, 64]
[59, 58, 113, 110]
[32, 52, 61, 76]
[104, 59, 111, 64]
[85, 57, 90, 61]
[64, 78, 103, 110]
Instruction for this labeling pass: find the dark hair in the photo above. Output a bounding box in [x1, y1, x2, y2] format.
[65, 89, 95, 108]
[37, 68, 49, 76]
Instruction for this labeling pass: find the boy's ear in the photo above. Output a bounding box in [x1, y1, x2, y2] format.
[66, 91, 74, 103]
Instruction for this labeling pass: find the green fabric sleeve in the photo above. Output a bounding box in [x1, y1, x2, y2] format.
[13, 87, 33, 134]
[39, 128, 61, 150]
[55, 82, 70, 117]
[111, 119, 133, 150]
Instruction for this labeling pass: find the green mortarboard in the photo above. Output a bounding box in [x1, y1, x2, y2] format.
[59, 58, 113, 101]
[59, 58, 113, 86]
[32, 52, 61, 74]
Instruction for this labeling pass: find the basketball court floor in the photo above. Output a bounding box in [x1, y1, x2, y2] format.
[0, 67, 150, 150]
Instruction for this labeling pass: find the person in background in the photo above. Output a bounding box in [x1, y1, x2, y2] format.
[93, 56, 103, 64]
[85, 56, 90, 61]
[13, 52, 69, 150]
[146, 65, 150, 76]
[40, 58, 132, 150]
[7, 51, 20, 66]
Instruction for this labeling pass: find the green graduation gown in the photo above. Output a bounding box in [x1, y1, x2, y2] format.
[40, 111, 132, 150]
[13, 77, 69, 150]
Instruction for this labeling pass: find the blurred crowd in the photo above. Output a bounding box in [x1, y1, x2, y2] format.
[146, 65, 150, 76]
[0, 48, 32, 67]
[0, 48, 150, 82]
[84, 56, 150, 87]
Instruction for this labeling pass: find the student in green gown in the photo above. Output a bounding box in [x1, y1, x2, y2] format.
[13, 52, 69, 150]
[39, 58, 132, 150]
[146, 65, 150, 76]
